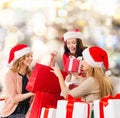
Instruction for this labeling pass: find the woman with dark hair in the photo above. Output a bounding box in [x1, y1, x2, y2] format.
[62, 29, 87, 68]
[62, 29, 87, 88]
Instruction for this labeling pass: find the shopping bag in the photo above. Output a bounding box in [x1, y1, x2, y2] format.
[29, 91, 64, 118]
[26, 63, 67, 94]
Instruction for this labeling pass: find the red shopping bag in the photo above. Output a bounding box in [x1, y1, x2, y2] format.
[26, 63, 68, 94]
[29, 91, 64, 118]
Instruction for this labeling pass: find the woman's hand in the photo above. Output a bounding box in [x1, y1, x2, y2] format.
[29, 92, 35, 96]
[49, 50, 58, 67]
[51, 67, 63, 79]
[51, 67, 66, 90]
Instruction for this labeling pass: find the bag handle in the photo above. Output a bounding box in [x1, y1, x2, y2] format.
[49, 50, 58, 67]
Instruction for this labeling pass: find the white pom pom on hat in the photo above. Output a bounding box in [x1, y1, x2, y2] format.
[105, 70, 111, 77]
[8, 44, 32, 65]
[62, 29, 83, 42]
[82, 46, 111, 76]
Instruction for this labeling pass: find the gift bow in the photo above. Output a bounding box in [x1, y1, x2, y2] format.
[69, 56, 86, 77]
[66, 95, 90, 118]
[100, 94, 120, 118]
[69, 55, 82, 60]
[68, 56, 82, 74]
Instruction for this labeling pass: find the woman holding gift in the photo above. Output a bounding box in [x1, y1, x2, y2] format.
[62, 29, 87, 70]
[1, 44, 34, 118]
[62, 29, 87, 88]
[51, 46, 113, 103]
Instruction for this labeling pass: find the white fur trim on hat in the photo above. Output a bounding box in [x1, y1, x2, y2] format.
[14, 47, 32, 60]
[82, 48, 103, 67]
[105, 70, 111, 77]
[63, 31, 82, 42]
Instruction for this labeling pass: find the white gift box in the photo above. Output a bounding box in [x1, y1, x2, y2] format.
[40, 107, 56, 118]
[56, 100, 91, 118]
[109, 76, 120, 95]
[94, 99, 120, 118]
[0, 100, 4, 116]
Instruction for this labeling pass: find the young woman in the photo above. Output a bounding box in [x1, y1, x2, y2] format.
[51, 46, 113, 103]
[1, 44, 34, 118]
[62, 29, 87, 89]
[62, 29, 87, 69]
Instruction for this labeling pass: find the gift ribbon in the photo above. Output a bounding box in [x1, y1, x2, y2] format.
[66, 95, 90, 118]
[68, 56, 86, 77]
[67, 56, 82, 73]
[99, 94, 120, 118]
[43, 108, 49, 118]
[43, 105, 56, 118]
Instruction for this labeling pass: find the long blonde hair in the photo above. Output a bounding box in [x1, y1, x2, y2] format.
[10, 55, 32, 76]
[87, 67, 113, 98]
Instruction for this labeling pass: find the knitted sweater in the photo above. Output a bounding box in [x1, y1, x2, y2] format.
[1, 70, 31, 117]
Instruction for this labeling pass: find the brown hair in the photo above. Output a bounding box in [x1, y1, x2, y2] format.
[64, 38, 87, 57]
[10, 55, 32, 76]
[87, 68, 113, 98]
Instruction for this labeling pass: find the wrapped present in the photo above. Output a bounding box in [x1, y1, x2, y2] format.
[0, 97, 5, 113]
[64, 56, 82, 73]
[26, 63, 68, 93]
[0, 100, 4, 114]
[55, 95, 91, 118]
[40, 107, 56, 118]
[94, 94, 120, 118]
[29, 91, 64, 118]
[109, 76, 120, 95]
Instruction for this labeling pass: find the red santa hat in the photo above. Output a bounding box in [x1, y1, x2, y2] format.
[8, 44, 32, 65]
[82, 46, 111, 76]
[62, 29, 82, 42]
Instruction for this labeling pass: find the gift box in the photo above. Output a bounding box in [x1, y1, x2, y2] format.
[0, 100, 4, 114]
[55, 95, 91, 118]
[40, 107, 56, 118]
[64, 56, 82, 73]
[26, 63, 68, 94]
[94, 94, 120, 118]
[29, 91, 64, 118]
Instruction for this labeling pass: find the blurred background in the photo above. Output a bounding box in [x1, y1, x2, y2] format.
[0, 0, 120, 90]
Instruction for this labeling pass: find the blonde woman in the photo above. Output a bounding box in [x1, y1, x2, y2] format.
[51, 46, 113, 103]
[1, 44, 34, 118]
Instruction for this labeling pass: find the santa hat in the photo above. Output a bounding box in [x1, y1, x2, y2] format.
[62, 29, 82, 42]
[8, 44, 32, 65]
[82, 46, 111, 76]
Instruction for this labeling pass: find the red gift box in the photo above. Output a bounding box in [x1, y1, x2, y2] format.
[29, 91, 64, 118]
[64, 56, 82, 73]
[40, 107, 56, 118]
[56, 95, 91, 118]
[97, 94, 120, 118]
[26, 63, 68, 94]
